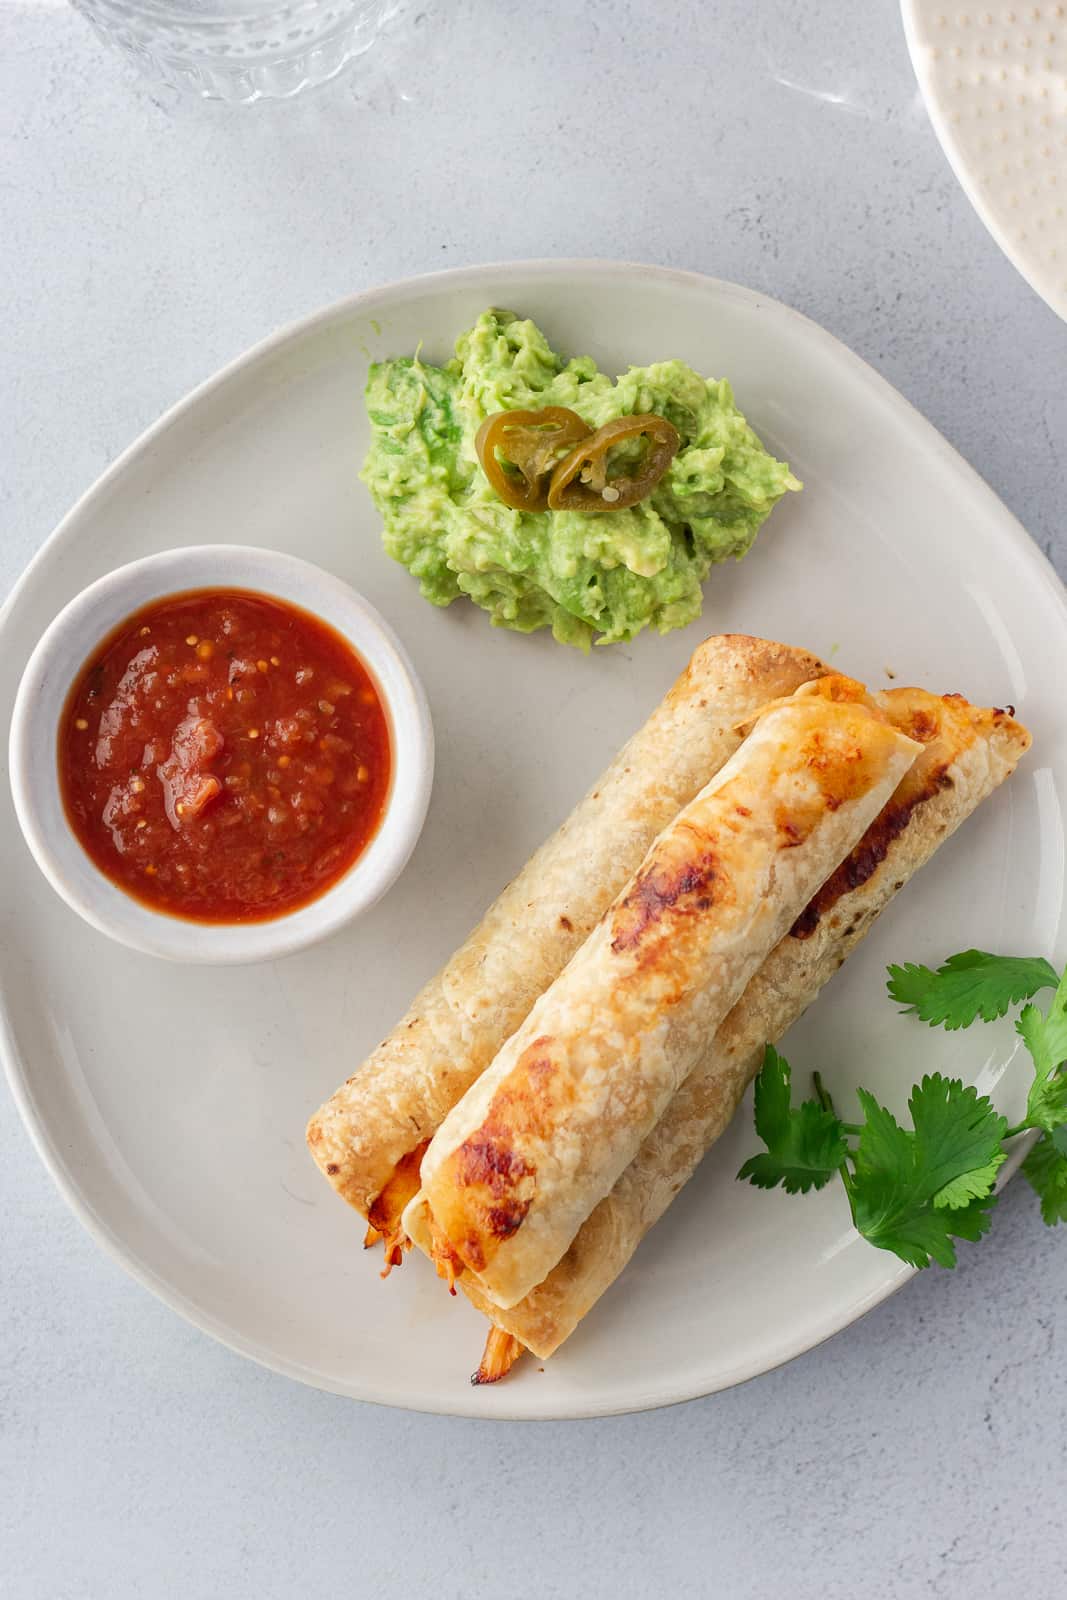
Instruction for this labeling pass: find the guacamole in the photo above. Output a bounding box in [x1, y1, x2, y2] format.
[362, 310, 800, 649]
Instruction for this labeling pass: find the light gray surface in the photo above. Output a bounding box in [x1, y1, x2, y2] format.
[2, 1, 1065, 1595]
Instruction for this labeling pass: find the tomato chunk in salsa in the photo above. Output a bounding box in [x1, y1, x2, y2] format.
[59, 589, 391, 922]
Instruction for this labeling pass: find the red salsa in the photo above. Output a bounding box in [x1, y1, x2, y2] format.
[58, 588, 392, 923]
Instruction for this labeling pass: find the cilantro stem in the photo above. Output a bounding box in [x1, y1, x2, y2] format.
[812, 1071, 858, 1202]
[812, 1071, 835, 1116]
[1004, 1121, 1032, 1140]
[812, 1073, 861, 1134]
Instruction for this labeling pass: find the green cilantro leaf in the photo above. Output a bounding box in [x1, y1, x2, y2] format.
[846, 1076, 1006, 1268]
[887, 951, 1058, 1031]
[1021, 1133, 1067, 1226]
[1019, 966, 1067, 1133]
[910, 1074, 1009, 1207]
[931, 1161, 1006, 1210]
[737, 1045, 847, 1195]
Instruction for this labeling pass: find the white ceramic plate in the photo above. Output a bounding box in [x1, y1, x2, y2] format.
[2, 261, 1065, 1419]
[902, 0, 1067, 322]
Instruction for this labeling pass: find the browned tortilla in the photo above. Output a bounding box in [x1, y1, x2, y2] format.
[450, 690, 1030, 1355]
[306, 635, 828, 1219]
[410, 678, 922, 1309]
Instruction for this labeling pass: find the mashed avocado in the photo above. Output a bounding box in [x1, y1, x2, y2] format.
[362, 310, 800, 649]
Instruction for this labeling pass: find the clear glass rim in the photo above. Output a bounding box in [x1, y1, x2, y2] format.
[74, 0, 378, 30]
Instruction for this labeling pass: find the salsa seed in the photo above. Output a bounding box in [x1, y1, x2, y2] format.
[278, 755, 291, 768]
[74, 718, 89, 731]
[360, 688, 376, 705]
[186, 635, 198, 646]
[257, 660, 269, 673]
[176, 802, 185, 816]
[196, 641, 214, 661]
[270, 656, 281, 667]
[136, 820, 147, 830]
[226, 687, 234, 701]
[318, 700, 335, 716]
[130, 778, 145, 794]
[145, 864, 157, 876]
[357, 765, 370, 783]
[139, 626, 151, 637]
[247, 729, 259, 739]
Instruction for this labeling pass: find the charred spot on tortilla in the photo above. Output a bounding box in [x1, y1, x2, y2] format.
[790, 763, 951, 940]
[611, 849, 721, 953]
[486, 1201, 533, 1240]
[456, 1132, 534, 1191]
[450, 1045, 554, 1223]
[908, 708, 940, 742]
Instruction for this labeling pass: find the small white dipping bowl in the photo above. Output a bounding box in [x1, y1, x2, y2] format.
[8, 545, 434, 964]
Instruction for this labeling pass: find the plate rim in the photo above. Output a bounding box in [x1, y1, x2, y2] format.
[2, 258, 1065, 1419]
[900, 0, 1067, 324]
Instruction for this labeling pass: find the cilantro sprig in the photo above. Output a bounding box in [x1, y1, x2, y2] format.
[736, 1046, 848, 1195]
[887, 950, 1057, 1029]
[738, 951, 1067, 1267]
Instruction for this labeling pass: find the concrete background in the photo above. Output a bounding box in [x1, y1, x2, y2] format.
[2, 2, 1065, 1595]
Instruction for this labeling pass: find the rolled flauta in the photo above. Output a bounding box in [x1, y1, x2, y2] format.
[408, 678, 923, 1310]
[306, 635, 828, 1227]
[450, 688, 1030, 1357]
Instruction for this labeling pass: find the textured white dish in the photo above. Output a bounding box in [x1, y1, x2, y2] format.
[902, 0, 1067, 321]
[8, 546, 434, 964]
[1, 261, 1064, 1419]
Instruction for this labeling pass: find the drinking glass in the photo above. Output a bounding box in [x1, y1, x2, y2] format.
[71, 0, 398, 102]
